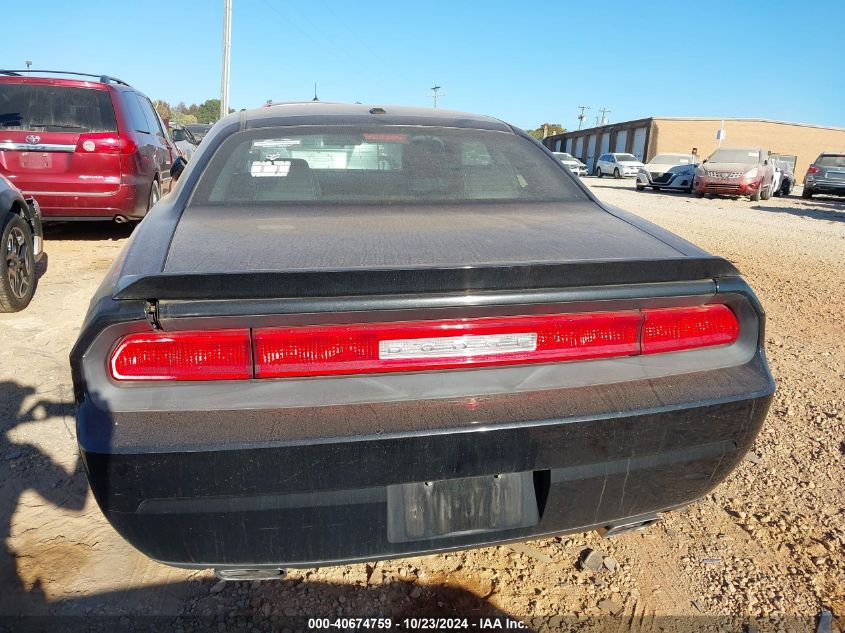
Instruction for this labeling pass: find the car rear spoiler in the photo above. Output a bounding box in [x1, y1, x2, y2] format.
[113, 257, 740, 301]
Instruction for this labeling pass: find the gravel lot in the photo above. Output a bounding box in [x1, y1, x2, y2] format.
[1, 179, 843, 631]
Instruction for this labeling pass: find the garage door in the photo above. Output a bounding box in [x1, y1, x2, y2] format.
[600, 132, 610, 156]
[565, 138, 573, 153]
[631, 127, 647, 161]
[614, 130, 628, 153]
[586, 134, 598, 172]
[575, 137, 584, 160]
[554, 139, 562, 152]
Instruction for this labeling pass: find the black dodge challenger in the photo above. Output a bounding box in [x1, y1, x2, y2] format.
[70, 103, 773, 576]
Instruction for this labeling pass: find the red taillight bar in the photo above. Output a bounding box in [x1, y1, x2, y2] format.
[253, 311, 642, 378]
[108, 305, 739, 382]
[110, 329, 252, 381]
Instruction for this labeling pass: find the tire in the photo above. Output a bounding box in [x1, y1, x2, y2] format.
[613, 168, 621, 179]
[147, 179, 161, 213]
[0, 214, 36, 312]
[695, 191, 705, 198]
[750, 187, 761, 202]
[636, 183, 644, 191]
[595, 166, 603, 178]
[802, 186, 813, 199]
[760, 180, 772, 200]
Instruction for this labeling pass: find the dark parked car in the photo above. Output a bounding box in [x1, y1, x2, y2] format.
[0, 70, 178, 221]
[70, 103, 774, 578]
[185, 123, 212, 143]
[1, 173, 43, 311]
[803, 153, 845, 199]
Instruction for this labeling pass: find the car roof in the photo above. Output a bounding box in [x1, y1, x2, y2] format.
[241, 102, 514, 133]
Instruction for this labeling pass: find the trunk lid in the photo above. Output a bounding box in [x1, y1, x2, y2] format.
[113, 201, 739, 300]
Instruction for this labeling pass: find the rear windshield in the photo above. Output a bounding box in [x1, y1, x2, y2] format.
[615, 154, 638, 162]
[0, 83, 116, 132]
[189, 126, 585, 206]
[816, 155, 845, 168]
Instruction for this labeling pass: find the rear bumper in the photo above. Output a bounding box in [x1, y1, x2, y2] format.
[806, 180, 845, 195]
[78, 361, 773, 569]
[28, 183, 145, 220]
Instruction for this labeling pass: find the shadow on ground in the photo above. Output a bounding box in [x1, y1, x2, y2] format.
[0, 379, 534, 631]
[42, 221, 135, 242]
[752, 200, 845, 222]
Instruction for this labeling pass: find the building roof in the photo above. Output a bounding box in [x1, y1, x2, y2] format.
[552, 116, 845, 136]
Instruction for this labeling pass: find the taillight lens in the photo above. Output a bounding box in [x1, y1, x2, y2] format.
[107, 305, 740, 381]
[806, 166, 820, 174]
[253, 312, 642, 378]
[641, 304, 739, 354]
[76, 132, 137, 155]
[110, 329, 252, 381]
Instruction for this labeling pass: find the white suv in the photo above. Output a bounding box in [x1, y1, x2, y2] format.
[595, 153, 644, 178]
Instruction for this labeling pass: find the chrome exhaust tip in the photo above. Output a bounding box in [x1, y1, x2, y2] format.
[214, 567, 286, 581]
[114, 215, 129, 224]
[597, 515, 661, 538]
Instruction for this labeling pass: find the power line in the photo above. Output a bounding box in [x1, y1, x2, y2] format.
[598, 107, 611, 125]
[430, 85, 443, 108]
[577, 105, 590, 130]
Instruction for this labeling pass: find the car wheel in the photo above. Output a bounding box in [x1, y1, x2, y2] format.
[694, 191, 705, 198]
[613, 168, 621, 179]
[595, 166, 603, 178]
[147, 179, 161, 213]
[0, 214, 36, 313]
[760, 180, 772, 200]
[750, 186, 761, 202]
[801, 186, 813, 199]
[781, 180, 791, 197]
[636, 183, 644, 191]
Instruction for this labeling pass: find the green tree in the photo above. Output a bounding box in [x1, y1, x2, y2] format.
[526, 123, 566, 140]
[195, 99, 222, 124]
[170, 111, 198, 126]
[152, 99, 171, 120]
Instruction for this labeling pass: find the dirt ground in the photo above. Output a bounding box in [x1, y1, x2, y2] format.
[1, 180, 843, 632]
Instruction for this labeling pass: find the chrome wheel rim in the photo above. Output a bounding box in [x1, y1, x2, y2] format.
[5, 226, 31, 299]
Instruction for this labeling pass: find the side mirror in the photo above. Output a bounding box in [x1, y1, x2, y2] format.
[170, 156, 187, 182]
[764, 159, 768, 166]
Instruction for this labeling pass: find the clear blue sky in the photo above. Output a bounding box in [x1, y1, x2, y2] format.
[1, 0, 842, 130]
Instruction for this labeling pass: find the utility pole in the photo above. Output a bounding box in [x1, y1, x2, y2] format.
[598, 107, 611, 125]
[25, 60, 32, 70]
[430, 85, 442, 108]
[220, 0, 233, 119]
[577, 105, 590, 130]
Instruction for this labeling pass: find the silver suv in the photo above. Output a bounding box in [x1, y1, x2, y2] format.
[803, 153, 845, 199]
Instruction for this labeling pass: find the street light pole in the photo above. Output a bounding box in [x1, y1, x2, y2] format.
[220, 0, 232, 119]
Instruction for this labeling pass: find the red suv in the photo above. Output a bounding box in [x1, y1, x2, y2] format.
[0, 70, 178, 221]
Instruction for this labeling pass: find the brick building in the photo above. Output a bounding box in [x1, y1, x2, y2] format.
[543, 118, 845, 181]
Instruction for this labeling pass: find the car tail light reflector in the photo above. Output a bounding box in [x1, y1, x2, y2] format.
[253, 312, 643, 378]
[110, 329, 252, 381]
[108, 305, 740, 381]
[76, 132, 137, 155]
[806, 166, 820, 174]
[641, 305, 739, 354]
